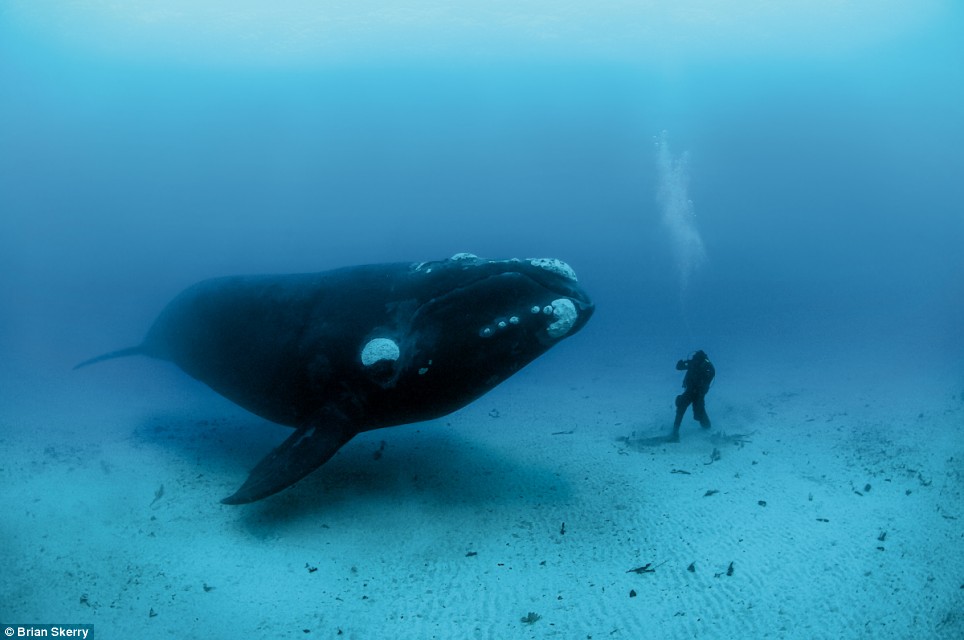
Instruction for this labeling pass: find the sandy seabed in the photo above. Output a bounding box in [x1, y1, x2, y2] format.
[2, 357, 962, 640]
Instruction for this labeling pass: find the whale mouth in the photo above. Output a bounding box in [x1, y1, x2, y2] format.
[415, 253, 595, 336]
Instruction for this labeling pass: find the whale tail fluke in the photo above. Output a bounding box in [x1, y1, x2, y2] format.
[73, 346, 145, 370]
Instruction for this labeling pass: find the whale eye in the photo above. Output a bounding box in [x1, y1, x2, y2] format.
[361, 338, 400, 366]
[546, 299, 578, 338]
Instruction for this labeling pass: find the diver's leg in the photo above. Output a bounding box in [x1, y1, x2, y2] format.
[673, 394, 688, 430]
[693, 394, 711, 428]
[671, 392, 690, 442]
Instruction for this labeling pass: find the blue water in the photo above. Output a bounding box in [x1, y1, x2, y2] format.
[1, 3, 963, 638]
[2, 5, 962, 384]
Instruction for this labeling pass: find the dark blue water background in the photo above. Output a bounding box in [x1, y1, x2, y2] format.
[1, 6, 962, 402]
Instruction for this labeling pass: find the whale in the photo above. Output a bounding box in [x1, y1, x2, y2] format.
[76, 253, 594, 504]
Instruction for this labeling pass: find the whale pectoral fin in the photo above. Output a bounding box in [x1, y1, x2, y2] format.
[221, 421, 356, 505]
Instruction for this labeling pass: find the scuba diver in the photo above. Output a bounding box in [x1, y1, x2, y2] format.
[671, 350, 715, 441]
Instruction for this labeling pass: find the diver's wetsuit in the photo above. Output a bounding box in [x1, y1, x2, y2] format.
[673, 351, 715, 435]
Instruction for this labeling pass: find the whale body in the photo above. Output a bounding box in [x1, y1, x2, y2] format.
[76, 254, 594, 504]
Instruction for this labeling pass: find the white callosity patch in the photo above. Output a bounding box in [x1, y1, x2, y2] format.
[415, 252, 479, 274]
[481, 315, 521, 338]
[546, 298, 578, 339]
[360, 338, 400, 366]
[529, 258, 578, 282]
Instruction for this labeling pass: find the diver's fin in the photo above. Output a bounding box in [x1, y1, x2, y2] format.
[73, 346, 145, 370]
[221, 420, 356, 505]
